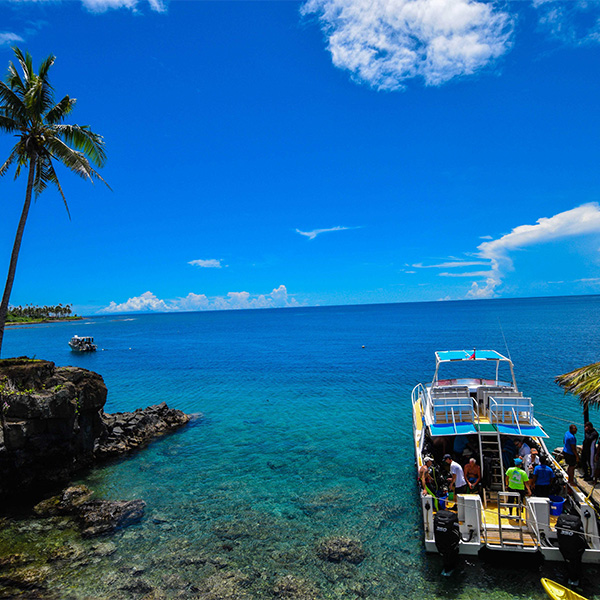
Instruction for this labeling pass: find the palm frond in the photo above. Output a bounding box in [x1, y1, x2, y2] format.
[0, 114, 19, 133]
[37, 54, 56, 81]
[0, 81, 27, 123]
[45, 136, 96, 180]
[12, 47, 33, 87]
[54, 124, 106, 167]
[25, 75, 54, 122]
[42, 160, 70, 219]
[6, 62, 25, 96]
[45, 95, 76, 124]
[556, 362, 600, 409]
[0, 146, 20, 177]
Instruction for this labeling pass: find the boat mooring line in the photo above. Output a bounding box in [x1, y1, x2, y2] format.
[536, 410, 582, 425]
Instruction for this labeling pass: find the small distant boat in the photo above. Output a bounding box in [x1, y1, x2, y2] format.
[541, 578, 588, 600]
[68, 335, 97, 352]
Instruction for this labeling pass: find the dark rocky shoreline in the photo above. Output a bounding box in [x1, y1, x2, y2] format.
[0, 357, 190, 502]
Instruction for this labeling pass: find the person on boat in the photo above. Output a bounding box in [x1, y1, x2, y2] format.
[581, 421, 598, 481]
[563, 424, 579, 485]
[532, 456, 554, 497]
[514, 438, 531, 460]
[463, 457, 481, 493]
[524, 447, 540, 476]
[419, 456, 435, 495]
[452, 435, 469, 464]
[501, 436, 517, 468]
[444, 453, 468, 495]
[505, 457, 531, 513]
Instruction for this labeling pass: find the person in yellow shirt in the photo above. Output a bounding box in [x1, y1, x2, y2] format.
[505, 457, 531, 514]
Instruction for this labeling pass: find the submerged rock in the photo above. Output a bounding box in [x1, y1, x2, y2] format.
[273, 574, 320, 599]
[33, 485, 94, 517]
[316, 537, 366, 565]
[78, 499, 146, 537]
[95, 401, 190, 459]
[195, 570, 251, 600]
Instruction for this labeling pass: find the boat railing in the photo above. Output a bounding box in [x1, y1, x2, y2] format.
[430, 395, 476, 427]
[412, 383, 427, 432]
[489, 396, 533, 427]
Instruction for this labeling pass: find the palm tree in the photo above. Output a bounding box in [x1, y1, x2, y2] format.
[556, 362, 600, 424]
[0, 47, 107, 356]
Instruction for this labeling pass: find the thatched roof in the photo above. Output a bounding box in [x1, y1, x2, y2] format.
[556, 362, 600, 408]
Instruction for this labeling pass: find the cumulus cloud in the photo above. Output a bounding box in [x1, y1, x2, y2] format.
[0, 33, 24, 46]
[301, 0, 513, 90]
[101, 285, 300, 314]
[296, 226, 358, 240]
[188, 259, 223, 269]
[467, 202, 600, 298]
[102, 291, 170, 313]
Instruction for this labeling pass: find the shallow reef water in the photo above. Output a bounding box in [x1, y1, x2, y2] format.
[2, 296, 600, 598]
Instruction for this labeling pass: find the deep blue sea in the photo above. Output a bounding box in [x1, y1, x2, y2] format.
[2, 295, 600, 599]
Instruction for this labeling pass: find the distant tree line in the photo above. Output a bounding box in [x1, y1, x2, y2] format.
[7, 304, 76, 322]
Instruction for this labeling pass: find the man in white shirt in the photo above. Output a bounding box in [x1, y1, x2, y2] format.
[515, 439, 531, 460]
[444, 453, 468, 494]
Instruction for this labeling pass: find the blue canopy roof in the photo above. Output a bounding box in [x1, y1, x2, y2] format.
[496, 424, 549, 438]
[436, 350, 510, 363]
[429, 423, 478, 437]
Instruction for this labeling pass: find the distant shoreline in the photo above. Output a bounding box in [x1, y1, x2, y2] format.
[5, 316, 83, 327]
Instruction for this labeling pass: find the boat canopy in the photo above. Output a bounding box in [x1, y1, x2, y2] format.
[435, 350, 510, 363]
[433, 349, 517, 390]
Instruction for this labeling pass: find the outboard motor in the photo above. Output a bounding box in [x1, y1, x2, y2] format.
[434, 510, 460, 576]
[557, 513, 588, 586]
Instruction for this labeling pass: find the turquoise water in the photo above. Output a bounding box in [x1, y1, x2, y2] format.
[3, 296, 600, 599]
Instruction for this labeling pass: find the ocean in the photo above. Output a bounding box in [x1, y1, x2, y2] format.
[2, 295, 600, 599]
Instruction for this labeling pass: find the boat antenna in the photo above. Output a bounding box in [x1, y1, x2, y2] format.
[498, 317, 512, 362]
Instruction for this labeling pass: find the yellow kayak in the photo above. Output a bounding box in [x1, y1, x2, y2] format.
[541, 578, 588, 600]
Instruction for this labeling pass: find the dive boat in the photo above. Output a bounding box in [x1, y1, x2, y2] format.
[412, 350, 600, 563]
[68, 335, 97, 352]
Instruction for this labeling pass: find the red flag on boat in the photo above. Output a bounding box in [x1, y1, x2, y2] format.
[468, 350, 476, 360]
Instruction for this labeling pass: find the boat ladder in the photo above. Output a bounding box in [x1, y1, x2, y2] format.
[496, 491, 525, 548]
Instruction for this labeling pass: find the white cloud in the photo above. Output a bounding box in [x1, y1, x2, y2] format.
[101, 285, 300, 314]
[439, 270, 492, 277]
[188, 259, 223, 269]
[81, 0, 165, 12]
[102, 291, 170, 313]
[467, 202, 600, 298]
[296, 225, 357, 240]
[413, 260, 488, 268]
[10, 0, 165, 13]
[533, 0, 600, 46]
[301, 0, 513, 91]
[0, 33, 24, 46]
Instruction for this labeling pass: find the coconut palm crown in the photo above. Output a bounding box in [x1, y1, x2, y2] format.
[555, 362, 600, 424]
[0, 47, 107, 356]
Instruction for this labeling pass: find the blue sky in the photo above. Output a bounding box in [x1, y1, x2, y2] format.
[1, 0, 600, 314]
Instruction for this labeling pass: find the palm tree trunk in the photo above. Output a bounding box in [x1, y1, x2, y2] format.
[584, 402, 590, 425]
[0, 159, 36, 357]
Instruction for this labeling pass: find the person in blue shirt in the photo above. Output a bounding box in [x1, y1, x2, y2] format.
[563, 424, 579, 485]
[532, 456, 555, 497]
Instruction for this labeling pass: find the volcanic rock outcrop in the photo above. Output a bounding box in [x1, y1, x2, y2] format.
[0, 357, 189, 500]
